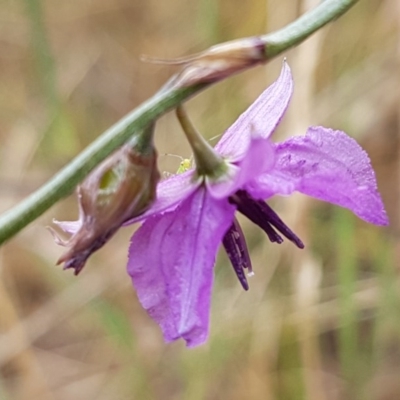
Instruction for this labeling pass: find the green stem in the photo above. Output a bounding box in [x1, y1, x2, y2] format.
[0, 0, 359, 245]
[176, 106, 224, 177]
[262, 0, 358, 57]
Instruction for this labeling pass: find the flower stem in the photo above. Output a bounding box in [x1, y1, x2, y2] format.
[262, 0, 358, 58]
[0, 0, 359, 245]
[176, 106, 224, 177]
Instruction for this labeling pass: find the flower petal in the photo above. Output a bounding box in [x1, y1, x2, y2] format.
[215, 61, 293, 159]
[258, 127, 389, 225]
[124, 170, 199, 225]
[207, 136, 275, 199]
[127, 187, 235, 347]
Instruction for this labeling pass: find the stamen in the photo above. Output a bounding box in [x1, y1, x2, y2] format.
[231, 192, 284, 244]
[256, 201, 304, 248]
[231, 190, 304, 249]
[222, 218, 253, 290]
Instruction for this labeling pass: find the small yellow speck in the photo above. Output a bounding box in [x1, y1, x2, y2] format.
[177, 158, 192, 174]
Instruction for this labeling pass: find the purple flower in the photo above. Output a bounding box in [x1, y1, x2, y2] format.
[126, 62, 388, 347]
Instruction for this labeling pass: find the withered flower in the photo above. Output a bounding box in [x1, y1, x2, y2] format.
[52, 131, 160, 275]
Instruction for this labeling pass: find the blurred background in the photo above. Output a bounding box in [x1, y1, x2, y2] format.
[0, 0, 399, 399]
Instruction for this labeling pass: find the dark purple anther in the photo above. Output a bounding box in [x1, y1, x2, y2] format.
[231, 190, 304, 249]
[222, 218, 253, 290]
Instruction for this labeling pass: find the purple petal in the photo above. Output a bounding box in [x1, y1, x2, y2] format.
[127, 187, 235, 347]
[124, 170, 199, 225]
[258, 127, 388, 225]
[215, 61, 293, 159]
[207, 136, 275, 199]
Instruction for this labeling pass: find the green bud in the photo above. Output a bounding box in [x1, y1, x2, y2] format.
[166, 37, 265, 88]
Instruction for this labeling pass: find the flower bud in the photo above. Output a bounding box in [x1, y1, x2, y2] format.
[52, 143, 160, 275]
[166, 37, 265, 88]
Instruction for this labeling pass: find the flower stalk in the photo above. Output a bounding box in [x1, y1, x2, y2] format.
[0, 0, 359, 245]
[175, 106, 225, 177]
